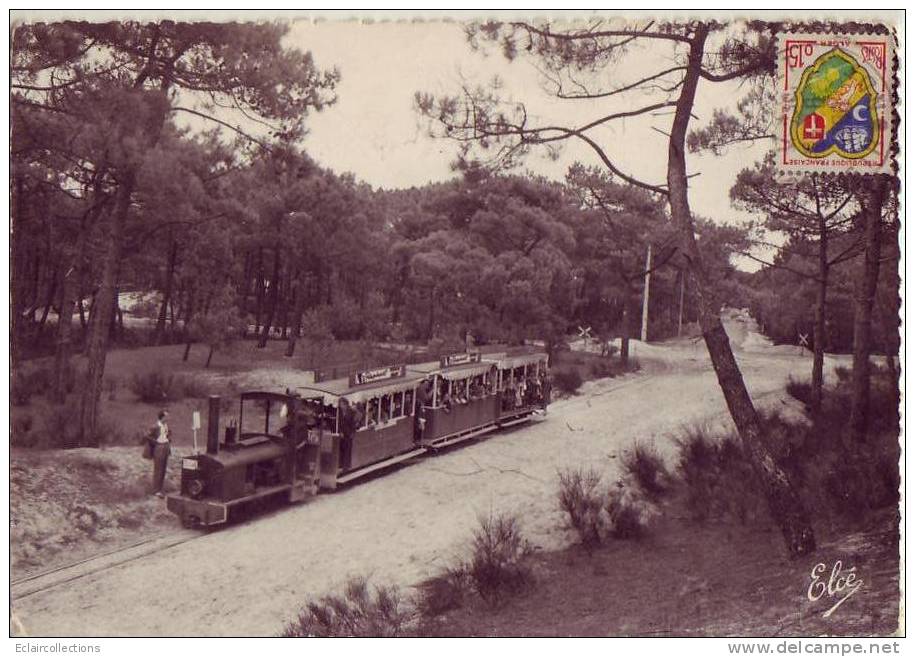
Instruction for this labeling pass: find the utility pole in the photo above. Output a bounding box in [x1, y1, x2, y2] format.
[677, 269, 686, 337]
[640, 243, 651, 342]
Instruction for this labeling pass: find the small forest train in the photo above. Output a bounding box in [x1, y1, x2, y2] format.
[166, 350, 551, 527]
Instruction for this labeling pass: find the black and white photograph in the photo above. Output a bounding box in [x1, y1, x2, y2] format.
[7, 8, 905, 644]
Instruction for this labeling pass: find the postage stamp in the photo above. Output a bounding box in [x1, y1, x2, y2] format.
[777, 31, 895, 175]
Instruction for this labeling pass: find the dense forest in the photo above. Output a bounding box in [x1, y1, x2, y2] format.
[11, 19, 900, 476]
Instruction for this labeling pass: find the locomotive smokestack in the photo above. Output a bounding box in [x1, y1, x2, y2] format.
[207, 395, 220, 454]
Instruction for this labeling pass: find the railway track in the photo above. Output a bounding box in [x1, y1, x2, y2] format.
[11, 528, 200, 601]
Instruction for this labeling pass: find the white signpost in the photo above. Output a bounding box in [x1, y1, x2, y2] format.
[192, 410, 201, 454]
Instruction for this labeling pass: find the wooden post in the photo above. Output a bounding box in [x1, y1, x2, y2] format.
[641, 243, 652, 342]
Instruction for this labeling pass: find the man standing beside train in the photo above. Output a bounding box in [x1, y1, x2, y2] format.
[151, 410, 171, 498]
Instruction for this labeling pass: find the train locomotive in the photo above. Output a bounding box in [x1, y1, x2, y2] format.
[167, 350, 550, 528]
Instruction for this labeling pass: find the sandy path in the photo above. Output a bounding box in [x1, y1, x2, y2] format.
[13, 315, 842, 637]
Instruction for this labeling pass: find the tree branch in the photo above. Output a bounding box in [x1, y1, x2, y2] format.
[170, 106, 268, 148]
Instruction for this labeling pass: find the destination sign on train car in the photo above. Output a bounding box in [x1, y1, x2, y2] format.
[349, 365, 406, 387]
[439, 352, 482, 368]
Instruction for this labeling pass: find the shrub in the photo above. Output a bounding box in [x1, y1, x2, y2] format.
[467, 512, 534, 604]
[622, 442, 672, 501]
[552, 368, 583, 395]
[68, 504, 104, 537]
[130, 370, 177, 403]
[280, 576, 411, 637]
[834, 365, 852, 382]
[786, 376, 813, 406]
[557, 467, 606, 549]
[676, 427, 765, 524]
[13, 365, 79, 406]
[606, 481, 658, 539]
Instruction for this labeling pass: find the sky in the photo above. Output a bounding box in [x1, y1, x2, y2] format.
[282, 18, 772, 230]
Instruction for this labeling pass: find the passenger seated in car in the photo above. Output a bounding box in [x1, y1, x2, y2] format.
[454, 380, 467, 404]
[469, 377, 483, 399]
[436, 378, 447, 404]
[502, 384, 515, 411]
[367, 400, 378, 427]
[354, 401, 368, 429]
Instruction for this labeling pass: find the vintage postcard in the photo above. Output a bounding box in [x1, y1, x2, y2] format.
[7, 8, 905, 648]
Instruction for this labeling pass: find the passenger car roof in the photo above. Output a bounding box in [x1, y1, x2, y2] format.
[295, 370, 426, 405]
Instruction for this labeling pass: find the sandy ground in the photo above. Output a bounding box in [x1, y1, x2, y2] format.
[12, 311, 849, 637]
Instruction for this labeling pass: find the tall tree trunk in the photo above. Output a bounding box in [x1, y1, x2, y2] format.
[154, 239, 179, 344]
[258, 247, 281, 348]
[810, 215, 829, 411]
[254, 248, 264, 334]
[849, 176, 888, 443]
[79, 173, 134, 447]
[52, 266, 78, 403]
[620, 302, 630, 366]
[183, 286, 196, 362]
[667, 26, 814, 556]
[427, 286, 436, 340]
[285, 277, 307, 358]
[53, 192, 102, 402]
[11, 174, 28, 366]
[677, 268, 686, 337]
[115, 290, 125, 339]
[35, 265, 60, 341]
[77, 285, 88, 329]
